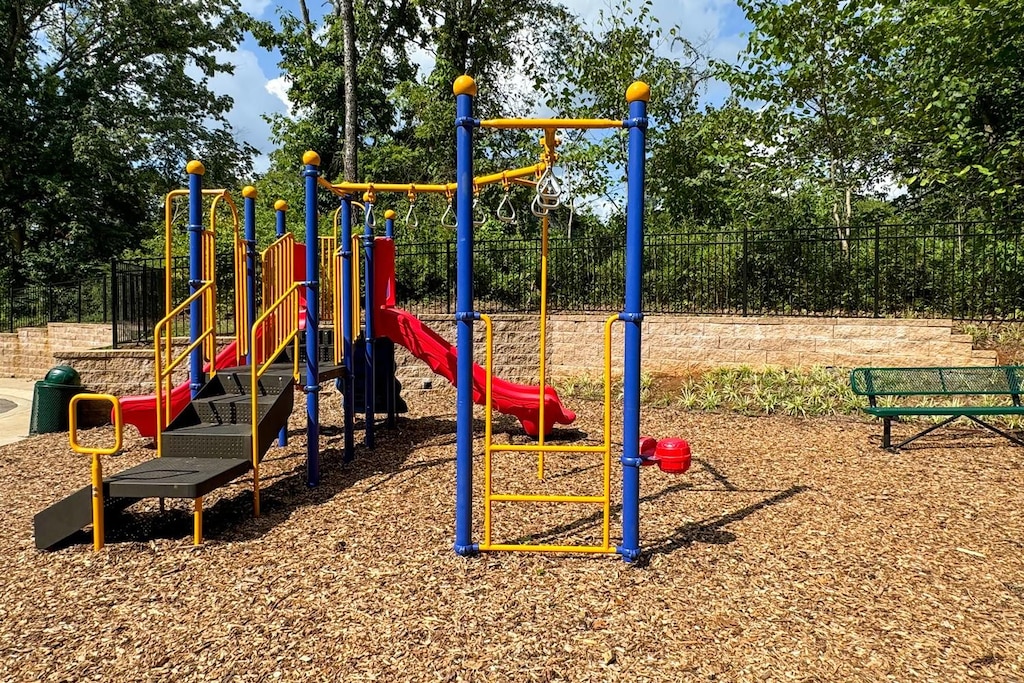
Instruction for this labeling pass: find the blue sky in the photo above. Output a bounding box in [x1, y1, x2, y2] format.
[221, 0, 753, 172]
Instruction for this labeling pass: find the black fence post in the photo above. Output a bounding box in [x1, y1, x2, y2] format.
[446, 241, 453, 315]
[111, 259, 119, 348]
[77, 282, 83, 323]
[873, 224, 880, 318]
[102, 274, 108, 324]
[741, 222, 749, 316]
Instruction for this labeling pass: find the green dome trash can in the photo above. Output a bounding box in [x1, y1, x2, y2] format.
[30, 366, 87, 435]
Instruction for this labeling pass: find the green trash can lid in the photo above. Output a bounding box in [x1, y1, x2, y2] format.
[43, 365, 82, 386]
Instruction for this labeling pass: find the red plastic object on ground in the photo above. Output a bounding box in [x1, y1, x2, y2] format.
[654, 438, 691, 474]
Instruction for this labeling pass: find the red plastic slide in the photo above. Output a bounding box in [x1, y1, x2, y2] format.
[374, 305, 576, 436]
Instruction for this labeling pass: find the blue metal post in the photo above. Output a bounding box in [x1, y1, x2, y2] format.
[453, 75, 478, 557]
[362, 194, 376, 449]
[186, 161, 205, 398]
[340, 195, 355, 462]
[617, 82, 650, 563]
[242, 186, 258, 368]
[275, 199, 289, 448]
[383, 209, 396, 427]
[302, 151, 321, 487]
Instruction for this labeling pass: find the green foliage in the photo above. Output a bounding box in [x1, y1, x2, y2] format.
[0, 0, 255, 281]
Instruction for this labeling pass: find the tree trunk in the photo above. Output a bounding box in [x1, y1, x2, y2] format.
[339, 0, 358, 182]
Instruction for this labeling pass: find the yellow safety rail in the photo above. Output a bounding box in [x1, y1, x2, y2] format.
[351, 234, 362, 342]
[163, 188, 245, 365]
[68, 394, 123, 551]
[478, 314, 620, 555]
[154, 282, 217, 455]
[261, 232, 295, 350]
[250, 283, 302, 516]
[319, 235, 344, 365]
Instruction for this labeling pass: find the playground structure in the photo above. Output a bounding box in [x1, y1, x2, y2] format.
[34, 77, 688, 561]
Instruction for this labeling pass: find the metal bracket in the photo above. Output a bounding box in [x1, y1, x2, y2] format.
[455, 116, 481, 128]
[618, 312, 644, 323]
[455, 311, 481, 323]
[622, 117, 648, 130]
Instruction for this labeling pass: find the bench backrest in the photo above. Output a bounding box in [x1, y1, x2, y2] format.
[850, 366, 1024, 398]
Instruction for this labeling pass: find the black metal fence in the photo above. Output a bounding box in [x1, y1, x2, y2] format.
[1, 278, 110, 332]
[3, 220, 1022, 345]
[394, 220, 1024, 320]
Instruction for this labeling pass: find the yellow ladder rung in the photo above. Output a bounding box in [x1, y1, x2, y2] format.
[489, 493, 606, 504]
[488, 444, 607, 454]
[479, 543, 616, 554]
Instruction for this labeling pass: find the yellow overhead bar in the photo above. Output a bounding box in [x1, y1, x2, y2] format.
[479, 118, 623, 130]
[315, 162, 546, 197]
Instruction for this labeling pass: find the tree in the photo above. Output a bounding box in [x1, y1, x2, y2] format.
[0, 0, 254, 281]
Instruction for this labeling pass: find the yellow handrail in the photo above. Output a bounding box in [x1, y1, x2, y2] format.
[351, 234, 361, 340]
[250, 282, 301, 517]
[154, 282, 217, 455]
[68, 394, 122, 552]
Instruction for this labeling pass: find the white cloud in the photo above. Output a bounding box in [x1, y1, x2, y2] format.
[238, 0, 272, 17]
[265, 75, 293, 118]
[204, 48, 289, 173]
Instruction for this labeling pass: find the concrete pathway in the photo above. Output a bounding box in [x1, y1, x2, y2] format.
[0, 378, 34, 446]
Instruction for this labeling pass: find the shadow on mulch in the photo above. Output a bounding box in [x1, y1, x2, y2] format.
[59, 414, 461, 548]
[499, 456, 810, 565]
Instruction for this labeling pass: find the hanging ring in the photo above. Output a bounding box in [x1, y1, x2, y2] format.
[441, 192, 457, 229]
[531, 194, 548, 218]
[405, 187, 419, 229]
[497, 189, 516, 224]
[472, 185, 486, 227]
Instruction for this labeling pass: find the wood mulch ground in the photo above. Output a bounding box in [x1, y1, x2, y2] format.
[1, 388, 1022, 682]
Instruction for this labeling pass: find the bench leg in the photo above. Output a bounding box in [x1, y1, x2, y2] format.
[964, 416, 1024, 447]
[882, 418, 891, 449]
[890, 415, 960, 450]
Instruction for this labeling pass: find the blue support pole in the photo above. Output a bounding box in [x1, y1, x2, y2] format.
[453, 75, 479, 557]
[362, 194, 376, 449]
[383, 209, 397, 427]
[275, 199, 289, 448]
[617, 82, 650, 563]
[302, 151, 321, 487]
[242, 186, 258, 368]
[186, 161, 205, 398]
[340, 195, 355, 462]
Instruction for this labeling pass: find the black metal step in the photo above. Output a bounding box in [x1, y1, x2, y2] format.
[161, 423, 255, 459]
[190, 393, 280, 425]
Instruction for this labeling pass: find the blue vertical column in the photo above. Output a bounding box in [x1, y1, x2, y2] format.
[302, 151, 321, 486]
[383, 209, 396, 427]
[340, 195, 355, 462]
[453, 75, 478, 557]
[242, 186, 258, 368]
[185, 160, 205, 397]
[617, 82, 650, 562]
[362, 192, 376, 449]
[274, 199, 289, 448]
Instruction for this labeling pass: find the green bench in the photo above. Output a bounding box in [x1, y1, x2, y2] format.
[849, 366, 1024, 449]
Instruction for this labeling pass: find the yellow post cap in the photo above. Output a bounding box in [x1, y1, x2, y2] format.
[242, 185, 258, 199]
[186, 160, 205, 175]
[384, 209, 396, 220]
[274, 199, 289, 212]
[626, 81, 651, 103]
[453, 75, 477, 97]
[303, 150, 321, 166]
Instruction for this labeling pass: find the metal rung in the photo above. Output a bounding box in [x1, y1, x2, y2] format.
[487, 444, 608, 454]
[479, 543, 616, 554]
[489, 493, 606, 504]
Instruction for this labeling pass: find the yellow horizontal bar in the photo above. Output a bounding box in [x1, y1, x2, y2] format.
[325, 163, 545, 196]
[479, 118, 624, 130]
[490, 493, 607, 504]
[479, 544, 616, 554]
[488, 444, 608, 454]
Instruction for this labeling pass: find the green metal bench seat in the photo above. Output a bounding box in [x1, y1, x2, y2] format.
[850, 366, 1024, 449]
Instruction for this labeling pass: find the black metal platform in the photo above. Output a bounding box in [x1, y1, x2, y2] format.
[106, 457, 252, 498]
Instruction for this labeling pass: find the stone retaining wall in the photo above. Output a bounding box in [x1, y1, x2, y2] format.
[33, 315, 996, 394]
[0, 323, 112, 379]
